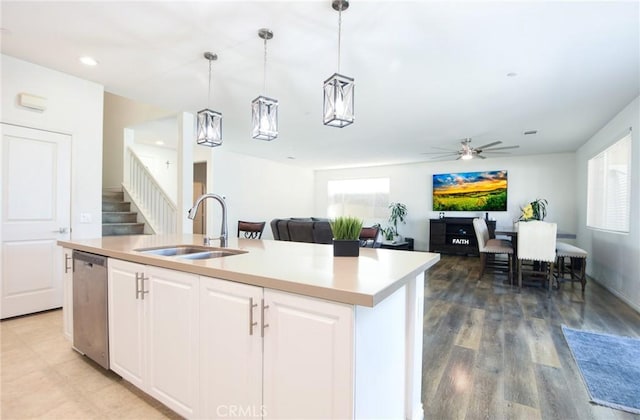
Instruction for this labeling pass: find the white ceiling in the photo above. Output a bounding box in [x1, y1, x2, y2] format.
[1, 1, 638, 169]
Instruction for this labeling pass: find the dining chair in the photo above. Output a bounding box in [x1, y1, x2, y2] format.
[517, 221, 557, 296]
[473, 218, 514, 284]
[555, 242, 588, 292]
[359, 226, 381, 248]
[237, 220, 266, 239]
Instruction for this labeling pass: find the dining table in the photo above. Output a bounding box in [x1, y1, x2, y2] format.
[494, 226, 576, 279]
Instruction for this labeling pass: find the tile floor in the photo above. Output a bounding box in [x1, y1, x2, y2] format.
[1, 309, 181, 419]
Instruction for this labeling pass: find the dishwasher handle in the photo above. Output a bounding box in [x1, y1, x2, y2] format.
[73, 251, 107, 268]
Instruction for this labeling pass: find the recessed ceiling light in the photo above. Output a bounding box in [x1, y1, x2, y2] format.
[506, 72, 518, 77]
[523, 130, 538, 135]
[155, 140, 165, 146]
[79, 56, 98, 66]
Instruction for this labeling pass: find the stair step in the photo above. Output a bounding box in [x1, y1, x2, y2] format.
[102, 201, 131, 212]
[102, 223, 145, 236]
[103, 212, 138, 223]
[102, 191, 125, 202]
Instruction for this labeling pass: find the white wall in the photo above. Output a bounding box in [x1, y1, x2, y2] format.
[103, 92, 172, 189]
[315, 153, 576, 251]
[208, 150, 315, 240]
[1, 54, 103, 239]
[576, 96, 640, 312]
[131, 143, 178, 201]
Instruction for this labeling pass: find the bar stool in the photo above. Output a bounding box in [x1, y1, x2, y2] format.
[237, 221, 266, 239]
[556, 242, 588, 292]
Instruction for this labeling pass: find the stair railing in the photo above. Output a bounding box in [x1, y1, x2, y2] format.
[123, 147, 177, 234]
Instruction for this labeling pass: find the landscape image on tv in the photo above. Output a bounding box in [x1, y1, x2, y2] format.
[433, 170, 508, 211]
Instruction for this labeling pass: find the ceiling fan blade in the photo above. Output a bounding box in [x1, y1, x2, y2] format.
[482, 145, 520, 151]
[475, 141, 502, 150]
[421, 151, 459, 155]
[428, 153, 459, 160]
[477, 154, 487, 159]
[479, 151, 512, 155]
[430, 146, 459, 152]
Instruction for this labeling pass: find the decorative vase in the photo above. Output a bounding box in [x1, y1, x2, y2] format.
[333, 239, 360, 257]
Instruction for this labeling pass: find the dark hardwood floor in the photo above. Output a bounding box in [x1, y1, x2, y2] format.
[422, 254, 640, 420]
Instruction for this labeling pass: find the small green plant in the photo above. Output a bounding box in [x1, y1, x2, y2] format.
[330, 216, 363, 240]
[388, 202, 408, 236]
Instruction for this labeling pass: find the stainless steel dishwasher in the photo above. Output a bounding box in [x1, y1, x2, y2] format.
[72, 251, 109, 369]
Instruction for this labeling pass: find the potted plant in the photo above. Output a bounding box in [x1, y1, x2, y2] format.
[330, 216, 363, 257]
[388, 202, 408, 241]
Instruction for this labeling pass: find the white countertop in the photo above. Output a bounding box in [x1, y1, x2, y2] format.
[59, 234, 440, 307]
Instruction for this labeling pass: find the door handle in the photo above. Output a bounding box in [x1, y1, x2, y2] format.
[53, 227, 69, 234]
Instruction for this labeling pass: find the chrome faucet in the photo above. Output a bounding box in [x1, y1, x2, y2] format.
[188, 193, 228, 247]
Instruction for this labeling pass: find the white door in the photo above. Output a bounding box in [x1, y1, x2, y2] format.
[1, 123, 71, 319]
[263, 290, 354, 419]
[199, 276, 263, 419]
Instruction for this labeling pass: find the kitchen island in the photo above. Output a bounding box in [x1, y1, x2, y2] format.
[59, 234, 440, 419]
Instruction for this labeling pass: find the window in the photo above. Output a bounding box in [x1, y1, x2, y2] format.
[327, 178, 390, 219]
[587, 132, 632, 233]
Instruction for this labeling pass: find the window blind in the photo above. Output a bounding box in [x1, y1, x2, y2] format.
[586, 133, 631, 233]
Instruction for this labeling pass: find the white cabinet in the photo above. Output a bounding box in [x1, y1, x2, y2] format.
[62, 247, 73, 341]
[263, 289, 354, 419]
[108, 259, 145, 388]
[108, 259, 198, 418]
[199, 277, 353, 419]
[145, 265, 199, 418]
[199, 277, 263, 419]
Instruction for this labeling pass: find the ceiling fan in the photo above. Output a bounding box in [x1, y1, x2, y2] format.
[422, 138, 520, 160]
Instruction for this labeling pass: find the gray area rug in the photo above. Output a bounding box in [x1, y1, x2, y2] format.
[562, 325, 640, 414]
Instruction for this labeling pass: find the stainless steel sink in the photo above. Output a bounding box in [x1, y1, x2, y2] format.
[135, 245, 246, 259]
[178, 250, 242, 260]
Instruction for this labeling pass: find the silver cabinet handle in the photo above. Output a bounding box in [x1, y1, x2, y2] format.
[261, 299, 269, 338]
[135, 272, 149, 300]
[64, 254, 72, 273]
[135, 273, 141, 299]
[140, 273, 149, 300]
[249, 297, 258, 335]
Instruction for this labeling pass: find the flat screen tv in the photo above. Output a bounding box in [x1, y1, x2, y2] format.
[433, 170, 508, 211]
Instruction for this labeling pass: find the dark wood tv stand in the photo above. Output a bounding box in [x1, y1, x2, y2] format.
[429, 217, 496, 256]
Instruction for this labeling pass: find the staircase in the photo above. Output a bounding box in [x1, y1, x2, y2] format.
[102, 190, 146, 236]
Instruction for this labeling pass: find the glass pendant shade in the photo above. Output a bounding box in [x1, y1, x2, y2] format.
[197, 108, 223, 147]
[251, 95, 278, 141]
[323, 72, 354, 128]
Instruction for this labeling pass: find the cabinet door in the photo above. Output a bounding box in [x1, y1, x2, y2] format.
[107, 258, 145, 389]
[263, 290, 354, 419]
[62, 247, 73, 341]
[199, 277, 263, 419]
[145, 266, 199, 419]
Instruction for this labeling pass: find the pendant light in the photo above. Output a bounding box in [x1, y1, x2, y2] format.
[252, 28, 279, 141]
[197, 52, 223, 147]
[323, 0, 354, 128]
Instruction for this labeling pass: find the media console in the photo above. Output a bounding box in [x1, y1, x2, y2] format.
[429, 217, 496, 256]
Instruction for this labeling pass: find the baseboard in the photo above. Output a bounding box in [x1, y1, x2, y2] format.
[590, 277, 640, 315]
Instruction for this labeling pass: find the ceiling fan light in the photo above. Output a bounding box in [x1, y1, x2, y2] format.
[323, 73, 354, 127]
[461, 150, 473, 160]
[196, 108, 222, 147]
[252, 95, 279, 141]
